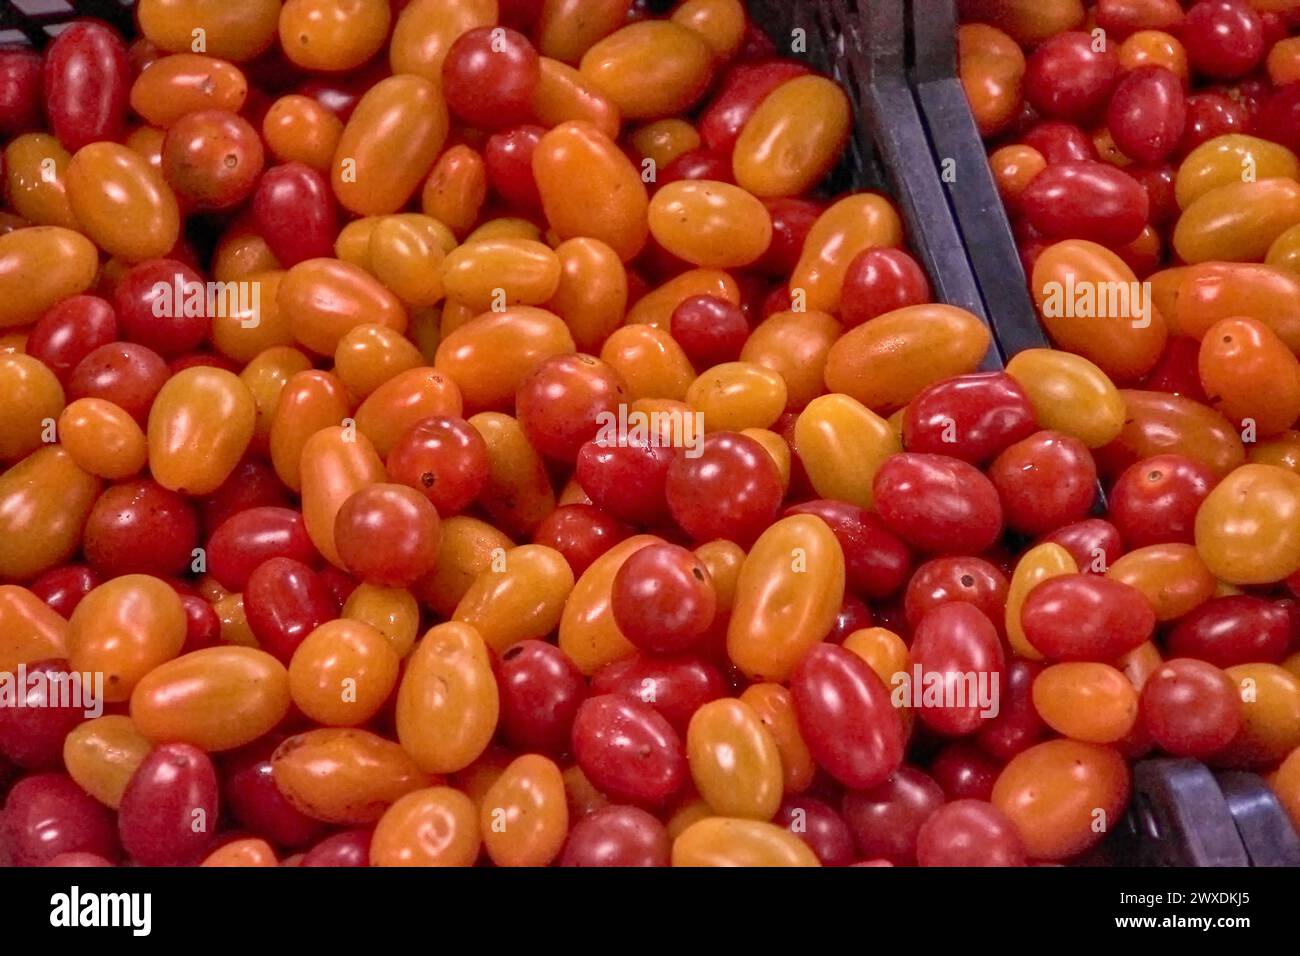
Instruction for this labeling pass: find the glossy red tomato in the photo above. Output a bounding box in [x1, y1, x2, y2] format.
[930, 742, 1000, 801]
[840, 767, 945, 866]
[909, 603, 1006, 736]
[1139, 658, 1242, 758]
[1166, 595, 1292, 667]
[840, 248, 932, 328]
[670, 295, 749, 367]
[0, 660, 87, 769]
[1023, 32, 1119, 123]
[244, 557, 336, 663]
[904, 556, 1009, 629]
[976, 659, 1048, 761]
[988, 431, 1097, 536]
[666, 432, 783, 546]
[83, 479, 199, 577]
[774, 796, 856, 867]
[113, 258, 210, 357]
[1105, 66, 1185, 164]
[1020, 162, 1149, 247]
[902, 372, 1037, 465]
[559, 805, 670, 867]
[1181, 0, 1265, 79]
[611, 543, 716, 654]
[590, 654, 727, 736]
[790, 644, 905, 790]
[117, 743, 219, 866]
[1, 772, 118, 866]
[1108, 454, 1215, 549]
[26, 296, 118, 384]
[252, 162, 336, 266]
[206, 506, 317, 592]
[386, 416, 490, 517]
[496, 640, 587, 756]
[1021, 574, 1156, 660]
[915, 800, 1026, 867]
[576, 435, 674, 527]
[532, 503, 630, 578]
[442, 27, 540, 131]
[43, 21, 130, 153]
[872, 453, 1003, 556]
[571, 695, 686, 807]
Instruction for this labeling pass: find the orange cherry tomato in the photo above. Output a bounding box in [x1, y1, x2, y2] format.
[1195, 464, 1300, 585]
[371, 786, 482, 866]
[823, 304, 992, 413]
[389, 0, 497, 81]
[332, 323, 424, 400]
[278, 0, 391, 72]
[1106, 389, 1245, 480]
[1222, 664, 1300, 766]
[1107, 544, 1215, 621]
[687, 698, 783, 820]
[732, 75, 851, 198]
[545, 237, 628, 352]
[129, 53, 247, 126]
[62, 715, 151, 809]
[738, 682, 815, 794]
[354, 367, 463, 458]
[3, 134, 78, 229]
[480, 754, 569, 867]
[332, 75, 449, 216]
[69, 574, 187, 703]
[148, 366, 256, 495]
[288, 619, 400, 727]
[262, 94, 344, 171]
[0, 584, 71, 673]
[421, 145, 488, 237]
[579, 21, 713, 121]
[671, 817, 821, 866]
[469, 412, 557, 538]
[791, 193, 905, 314]
[414, 515, 516, 618]
[342, 583, 421, 659]
[0, 227, 98, 329]
[131, 646, 291, 750]
[272, 727, 431, 824]
[137, 0, 282, 62]
[436, 307, 574, 412]
[532, 121, 649, 262]
[453, 545, 574, 654]
[958, 23, 1026, 138]
[279, 258, 408, 356]
[0, 446, 100, 581]
[794, 393, 900, 508]
[0, 353, 63, 462]
[648, 180, 772, 268]
[1197, 317, 1300, 437]
[727, 515, 845, 683]
[740, 310, 840, 411]
[396, 621, 499, 775]
[1031, 239, 1168, 382]
[1174, 178, 1300, 264]
[991, 739, 1130, 861]
[1032, 663, 1139, 744]
[532, 58, 623, 140]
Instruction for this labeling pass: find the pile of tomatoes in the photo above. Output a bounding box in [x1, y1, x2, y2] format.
[0, 0, 1296, 869]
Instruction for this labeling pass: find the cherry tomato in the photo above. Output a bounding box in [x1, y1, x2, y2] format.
[1021, 574, 1156, 661]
